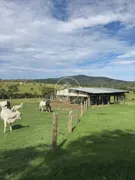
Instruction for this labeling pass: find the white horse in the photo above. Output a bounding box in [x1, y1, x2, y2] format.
[39, 100, 51, 112]
[0, 101, 11, 111]
[11, 103, 24, 111]
[0, 108, 21, 133]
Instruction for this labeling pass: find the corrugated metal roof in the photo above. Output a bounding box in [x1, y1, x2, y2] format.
[69, 87, 129, 94]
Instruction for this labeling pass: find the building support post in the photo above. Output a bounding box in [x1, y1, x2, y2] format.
[107, 96, 110, 105]
[114, 96, 116, 104]
[124, 94, 126, 104]
[97, 96, 100, 106]
[102, 95, 104, 105]
[117, 95, 119, 104]
[88, 96, 90, 107]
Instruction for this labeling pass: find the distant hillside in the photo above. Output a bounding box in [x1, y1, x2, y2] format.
[1, 75, 135, 99]
[33, 75, 135, 90]
[1, 75, 135, 91]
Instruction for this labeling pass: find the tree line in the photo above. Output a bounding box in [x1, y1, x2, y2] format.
[0, 85, 54, 99]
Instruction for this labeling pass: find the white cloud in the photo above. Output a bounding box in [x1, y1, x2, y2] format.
[118, 50, 135, 59]
[58, 14, 133, 33]
[111, 60, 135, 65]
[0, 34, 19, 42]
[0, 0, 135, 80]
[1, 63, 134, 81]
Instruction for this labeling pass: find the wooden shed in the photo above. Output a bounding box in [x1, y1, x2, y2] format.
[57, 87, 129, 105]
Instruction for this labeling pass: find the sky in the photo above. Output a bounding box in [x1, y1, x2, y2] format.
[0, 0, 135, 81]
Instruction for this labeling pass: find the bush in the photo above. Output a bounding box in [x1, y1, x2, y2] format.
[0, 89, 39, 99]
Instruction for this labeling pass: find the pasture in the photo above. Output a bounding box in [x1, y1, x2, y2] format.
[0, 81, 55, 96]
[0, 99, 135, 180]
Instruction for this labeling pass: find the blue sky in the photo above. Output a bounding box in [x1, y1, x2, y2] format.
[0, 0, 135, 81]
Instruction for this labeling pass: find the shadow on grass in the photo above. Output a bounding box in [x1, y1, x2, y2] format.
[1, 129, 135, 179]
[12, 124, 30, 130]
[58, 139, 67, 148]
[72, 126, 77, 132]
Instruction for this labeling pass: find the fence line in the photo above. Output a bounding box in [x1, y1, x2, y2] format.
[52, 99, 90, 152]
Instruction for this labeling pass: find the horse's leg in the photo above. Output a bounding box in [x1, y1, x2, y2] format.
[48, 104, 51, 112]
[46, 104, 48, 112]
[49, 104, 52, 112]
[9, 124, 12, 131]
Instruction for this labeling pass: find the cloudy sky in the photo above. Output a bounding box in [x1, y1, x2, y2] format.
[0, 0, 135, 80]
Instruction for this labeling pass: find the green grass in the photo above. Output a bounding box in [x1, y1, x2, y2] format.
[1, 80, 135, 100]
[126, 91, 135, 101]
[0, 100, 135, 179]
[0, 81, 55, 95]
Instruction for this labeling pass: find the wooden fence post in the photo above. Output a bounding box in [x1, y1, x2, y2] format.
[77, 106, 80, 123]
[85, 100, 86, 112]
[68, 110, 73, 133]
[89, 97, 91, 107]
[87, 99, 89, 109]
[81, 102, 83, 117]
[52, 113, 58, 152]
[83, 101, 85, 114]
[86, 100, 88, 111]
[84, 100, 87, 112]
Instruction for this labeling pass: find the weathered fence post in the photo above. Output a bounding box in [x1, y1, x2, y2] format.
[86, 100, 87, 111]
[77, 106, 80, 124]
[86, 99, 88, 111]
[88, 99, 90, 108]
[68, 110, 73, 133]
[81, 102, 83, 117]
[52, 113, 58, 152]
[84, 100, 87, 112]
[83, 101, 85, 114]
[87, 97, 89, 107]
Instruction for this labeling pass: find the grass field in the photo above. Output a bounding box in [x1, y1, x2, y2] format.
[0, 81, 55, 95]
[1, 80, 135, 99]
[0, 99, 135, 180]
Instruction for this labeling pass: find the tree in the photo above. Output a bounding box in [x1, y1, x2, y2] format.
[8, 85, 19, 93]
[0, 88, 6, 99]
[40, 86, 54, 98]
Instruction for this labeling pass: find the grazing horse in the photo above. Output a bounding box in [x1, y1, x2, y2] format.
[39, 99, 52, 112]
[0, 108, 21, 133]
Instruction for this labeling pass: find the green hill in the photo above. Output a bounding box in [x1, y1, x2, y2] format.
[0, 75, 135, 99]
[33, 75, 135, 90]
